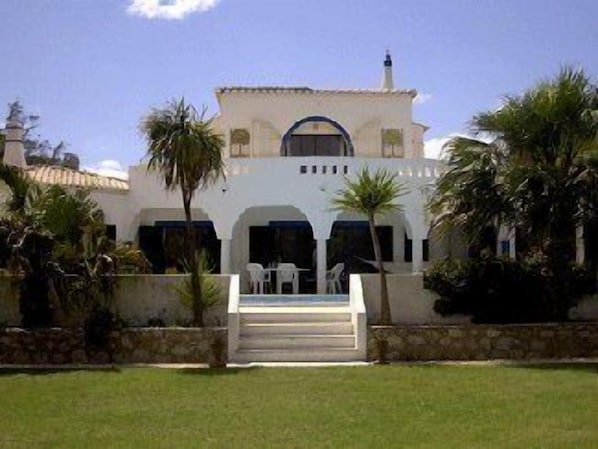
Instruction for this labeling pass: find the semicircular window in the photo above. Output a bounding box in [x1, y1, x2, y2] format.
[281, 116, 354, 157]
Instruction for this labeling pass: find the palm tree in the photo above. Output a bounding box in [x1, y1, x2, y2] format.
[430, 67, 597, 319]
[0, 162, 38, 213]
[141, 98, 225, 327]
[428, 137, 511, 248]
[332, 168, 406, 325]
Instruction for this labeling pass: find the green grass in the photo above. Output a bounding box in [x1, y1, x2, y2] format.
[0, 364, 597, 448]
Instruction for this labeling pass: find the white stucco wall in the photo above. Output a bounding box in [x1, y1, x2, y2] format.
[122, 157, 440, 242]
[0, 274, 230, 327]
[361, 273, 471, 325]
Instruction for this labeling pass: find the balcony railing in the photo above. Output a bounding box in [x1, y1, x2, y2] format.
[225, 156, 443, 181]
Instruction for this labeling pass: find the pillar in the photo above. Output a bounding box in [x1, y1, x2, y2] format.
[316, 238, 327, 294]
[576, 226, 585, 265]
[508, 234, 516, 260]
[412, 238, 423, 273]
[497, 226, 517, 260]
[220, 238, 231, 274]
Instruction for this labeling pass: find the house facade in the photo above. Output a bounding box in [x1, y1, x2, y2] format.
[1, 54, 454, 294]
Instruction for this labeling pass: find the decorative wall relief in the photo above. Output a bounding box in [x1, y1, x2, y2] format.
[382, 128, 404, 158]
[230, 129, 250, 157]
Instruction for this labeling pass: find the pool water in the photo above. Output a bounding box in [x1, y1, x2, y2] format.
[239, 294, 349, 306]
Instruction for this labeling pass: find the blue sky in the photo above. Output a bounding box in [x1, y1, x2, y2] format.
[0, 0, 596, 177]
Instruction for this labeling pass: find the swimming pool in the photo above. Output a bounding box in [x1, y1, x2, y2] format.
[239, 294, 349, 306]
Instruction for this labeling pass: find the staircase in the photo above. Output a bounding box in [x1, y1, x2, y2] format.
[227, 277, 368, 364]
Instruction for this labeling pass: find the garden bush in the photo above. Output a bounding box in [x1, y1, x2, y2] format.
[424, 254, 596, 323]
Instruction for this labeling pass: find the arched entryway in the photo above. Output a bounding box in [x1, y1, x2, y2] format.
[232, 206, 317, 293]
[280, 116, 354, 157]
[136, 208, 221, 274]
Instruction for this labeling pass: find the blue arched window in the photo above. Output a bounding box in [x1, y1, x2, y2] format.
[280, 116, 354, 157]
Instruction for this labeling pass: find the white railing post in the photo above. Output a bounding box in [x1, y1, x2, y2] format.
[349, 274, 367, 360]
[227, 274, 241, 359]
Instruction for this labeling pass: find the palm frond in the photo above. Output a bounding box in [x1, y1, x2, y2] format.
[332, 167, 407, 219]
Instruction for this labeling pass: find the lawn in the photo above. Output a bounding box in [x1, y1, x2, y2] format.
[0, 364, 596, 448]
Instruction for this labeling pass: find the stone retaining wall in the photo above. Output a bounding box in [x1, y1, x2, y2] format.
[368, 323, 598, 361]
[0, 327, 227, 365]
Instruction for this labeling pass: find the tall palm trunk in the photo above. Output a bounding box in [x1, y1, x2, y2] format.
[369, 214, 391, 325]
[183, 193, 204, 327]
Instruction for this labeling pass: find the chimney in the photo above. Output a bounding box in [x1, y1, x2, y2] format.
[3, 106, 27, 168]
[381, 51, 394, 90]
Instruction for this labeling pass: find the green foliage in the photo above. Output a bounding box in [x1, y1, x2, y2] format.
[30, 185, 103, 248]
[142, 98, 225, 197]
[424, 255, 596, 323]
[428, 138, 509, 242]
[0, 170, 116, 327]
[429, 67, 597, 319]
[332, 167, 406, 218]
[332, 167, 407, 325]
[141, 97, 225, 327]
[0, 163, 40, 213]
[111, 242, 152, 273]
[430, 67, 597, 255]
[175, 252, 222, 315]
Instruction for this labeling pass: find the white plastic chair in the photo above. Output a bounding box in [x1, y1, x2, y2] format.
[326, 263, 344, 294]
[246, 263, 271, 294]
[276, 263, 299, 294]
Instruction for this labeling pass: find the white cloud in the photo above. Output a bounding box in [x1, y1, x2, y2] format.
[127, 0, 220, 20]
[84, 160, 129, 180]
[413, 92, 432, 105]
[424, 133, 469, 160]
[424, 132, 495, 159]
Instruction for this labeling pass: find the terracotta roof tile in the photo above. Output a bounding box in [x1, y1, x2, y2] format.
[25, 166, 129, 192]
[215, 86, 416, 97]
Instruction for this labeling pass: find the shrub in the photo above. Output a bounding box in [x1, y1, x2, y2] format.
[424, 253, 596, 323]
[174, 252, 222, 324]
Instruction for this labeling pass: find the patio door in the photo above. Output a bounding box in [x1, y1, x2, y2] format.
[249, 222, 314, 268]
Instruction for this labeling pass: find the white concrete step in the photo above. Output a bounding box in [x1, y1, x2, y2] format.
[240, 307, 352, 324]
[239, 334, 356, 350]
[232, 348, 363, 363]
[240, 321, 354, 336]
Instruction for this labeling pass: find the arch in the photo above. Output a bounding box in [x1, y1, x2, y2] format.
[280, 115, 355, 156]
[232, 205, 314, 238]
[232, 205, 316, 276]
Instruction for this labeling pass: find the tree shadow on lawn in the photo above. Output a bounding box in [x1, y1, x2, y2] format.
[0, 366, 122, 377]
[509, 362, 598, 375]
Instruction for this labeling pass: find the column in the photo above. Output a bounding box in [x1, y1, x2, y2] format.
[316, 238, 327, 294]
[412, 238, 423, 273]
[576, 226, 585, 265]
[220, 238, 231, 274]
[508, 233, 517, 260]
[496, 225, 507, 257]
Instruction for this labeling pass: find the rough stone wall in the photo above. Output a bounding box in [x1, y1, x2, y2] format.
[368, 323, 598, 361]
[0, 327, 227, 365]
[0, 276, 20, 326]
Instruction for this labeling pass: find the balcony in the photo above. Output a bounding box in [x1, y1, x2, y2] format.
[225, 156, 443, 182]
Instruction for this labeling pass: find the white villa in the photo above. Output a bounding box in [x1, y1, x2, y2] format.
[2, 54, 596, 362]
[2, 53, 456, 296]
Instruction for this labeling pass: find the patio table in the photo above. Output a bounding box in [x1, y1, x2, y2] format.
[264, 266, 310, 294]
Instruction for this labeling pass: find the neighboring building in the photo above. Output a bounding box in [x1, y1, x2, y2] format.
[1, 53, 450, 293]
